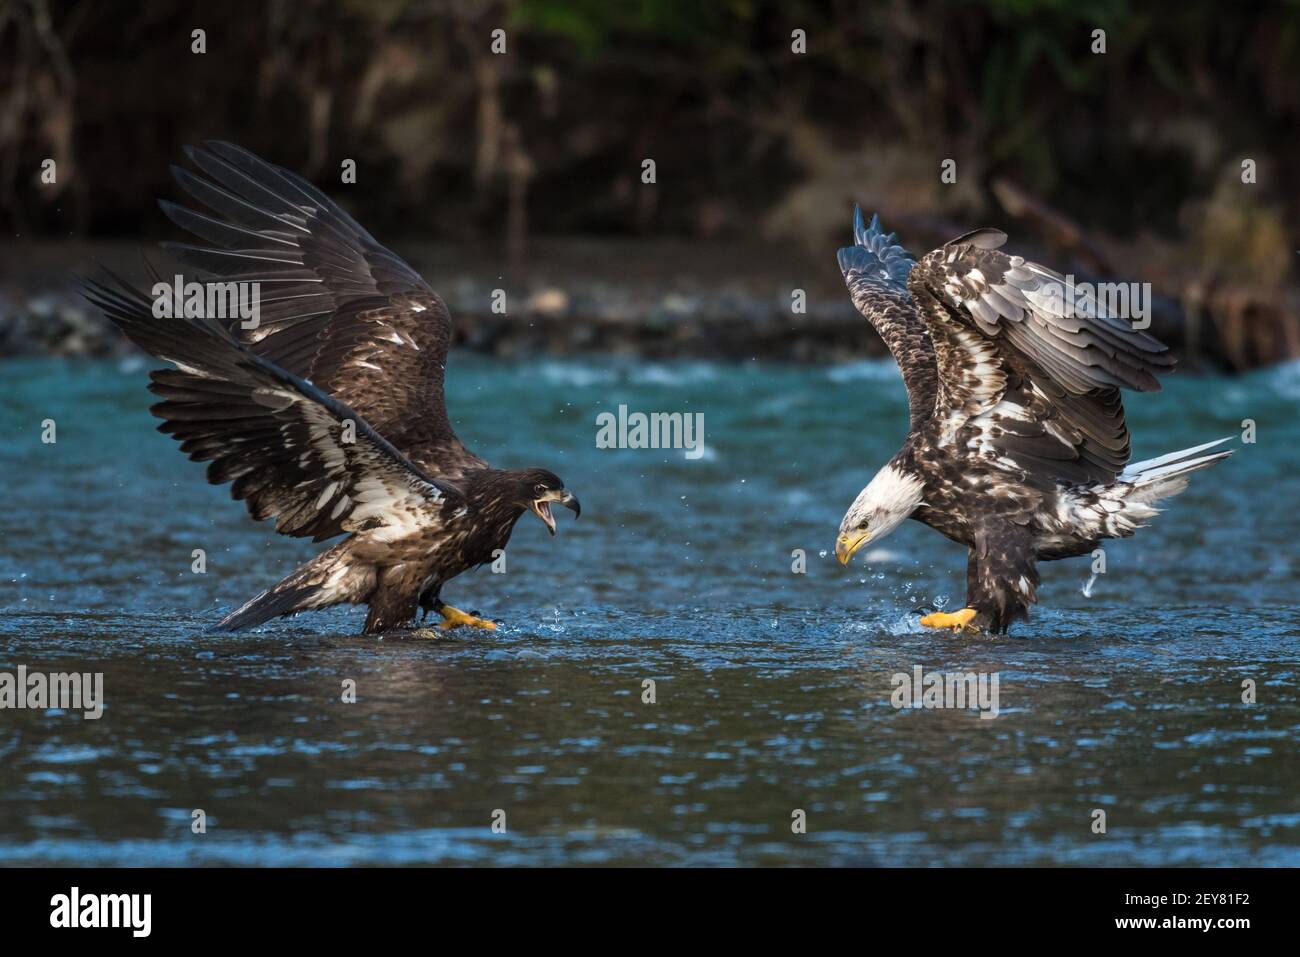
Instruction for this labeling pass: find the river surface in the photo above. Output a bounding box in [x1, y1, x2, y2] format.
[1, 355, 1297, 866]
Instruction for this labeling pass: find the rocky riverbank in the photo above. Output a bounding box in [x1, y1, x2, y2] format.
[1, 239, 1295, 370]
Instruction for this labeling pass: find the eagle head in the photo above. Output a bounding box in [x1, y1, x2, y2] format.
[836, 463, 925, 565]
[513, 468, 580, 536]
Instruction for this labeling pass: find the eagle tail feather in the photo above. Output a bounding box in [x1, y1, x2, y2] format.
[212, 580, 322, 632]
[1122, 437, 1233, 505]
[212, 544, 366, 632]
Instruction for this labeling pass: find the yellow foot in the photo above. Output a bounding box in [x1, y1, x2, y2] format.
[919, 608, 980, 633]
[438, 604, 497, 631]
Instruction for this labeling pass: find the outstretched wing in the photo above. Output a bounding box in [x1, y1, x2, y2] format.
[81, 274, 463, 544]
[157, 140, 485, 478]
[837, 208, 938, 432]
[907, 228, 1176, 487]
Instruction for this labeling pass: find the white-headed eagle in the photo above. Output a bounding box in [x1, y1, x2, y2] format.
[834, 208, 1229, 634]
[82, 142, 579, 635]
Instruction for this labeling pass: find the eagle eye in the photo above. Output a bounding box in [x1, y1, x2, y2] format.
[857, 520, 868, 530]
[534, 483, 546, 495]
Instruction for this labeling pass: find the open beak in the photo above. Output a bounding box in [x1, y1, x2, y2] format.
[836, 531, 869, 565]
[530, 489, 580, 536]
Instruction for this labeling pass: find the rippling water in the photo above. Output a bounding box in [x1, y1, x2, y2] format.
[1, 355, 1297, 866]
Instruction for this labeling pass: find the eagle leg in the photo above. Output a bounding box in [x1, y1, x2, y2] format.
[418, 587, 442, 621]
[364, 567, 426, 634]
[919, 608, 980, 633]
[433, 602, 497, 632]
[959, 531, 1040, 635]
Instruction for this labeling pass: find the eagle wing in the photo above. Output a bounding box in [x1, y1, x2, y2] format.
[837, 208, 938, 431]
[156, 141, 486, 479]
[82, 275, 462, 544]
[907, 228, 1176, 487]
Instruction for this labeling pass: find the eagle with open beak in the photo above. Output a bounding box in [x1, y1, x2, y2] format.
[82, 141, 587, 637]
[530, 485, 581, 536]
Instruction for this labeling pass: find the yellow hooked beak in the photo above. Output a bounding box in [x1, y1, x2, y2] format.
[836, 530, 870, 565]
[529, 489, 580, 536]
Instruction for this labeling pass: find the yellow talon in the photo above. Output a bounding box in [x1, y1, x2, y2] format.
[438, 604, 497, 631]
[919, 608, 980, 632]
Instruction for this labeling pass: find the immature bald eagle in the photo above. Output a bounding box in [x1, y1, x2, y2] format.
[82, 142, 578, 635]
[834, 208, 1228, 634]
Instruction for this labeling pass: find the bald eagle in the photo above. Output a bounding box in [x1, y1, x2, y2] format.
[82, 142, 578, 636]
[834, 208, 1229, 634]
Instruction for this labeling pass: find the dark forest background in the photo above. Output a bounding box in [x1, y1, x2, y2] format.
[2, 0, 1298, 366]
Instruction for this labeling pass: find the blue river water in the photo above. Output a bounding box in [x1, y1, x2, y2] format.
[1, 355, 1297, 865]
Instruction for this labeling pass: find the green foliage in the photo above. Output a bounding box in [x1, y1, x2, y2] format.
[511, 0, 750, 57]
